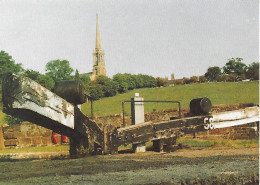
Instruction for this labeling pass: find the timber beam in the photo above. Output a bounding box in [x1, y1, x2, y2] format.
[110, 115, 213, 153]
[2, 73, 104, 156]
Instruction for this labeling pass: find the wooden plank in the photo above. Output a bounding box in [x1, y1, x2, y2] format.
[2, 73, 74, 130]
[112, 116, 212, 147]
[213, 117, 259, 129]
[212, 106, 259, 122]
[2, 73, 104, 155]
[212, 106, 259, 129]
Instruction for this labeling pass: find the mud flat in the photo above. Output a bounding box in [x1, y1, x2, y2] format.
[0, 147, 258, 185]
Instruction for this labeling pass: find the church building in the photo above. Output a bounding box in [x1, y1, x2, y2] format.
[86, 15, 107, 81]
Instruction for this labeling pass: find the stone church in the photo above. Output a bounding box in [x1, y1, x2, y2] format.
[85, 15, 107, 81]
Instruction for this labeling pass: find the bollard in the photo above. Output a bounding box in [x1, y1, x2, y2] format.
[131, 93, 146, 153]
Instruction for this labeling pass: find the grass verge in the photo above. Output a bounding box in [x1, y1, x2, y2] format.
[177, 138, 259, 148]
[0, 145, 69, 154]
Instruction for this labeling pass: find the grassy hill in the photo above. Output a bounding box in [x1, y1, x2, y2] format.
[0, 81, 258, 126]
[81, 81, 259, 116]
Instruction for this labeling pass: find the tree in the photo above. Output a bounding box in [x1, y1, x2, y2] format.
[174, 79, 184, 85]
[74, 69, 80, 80]
[95, 75, 119, 97]
[113, 73, 129, 93]
[88, 84, 104, 100]
[199, 75, 207, 83]
[133, 74, 144, 88]
[156, 77, 169, 87]
[220, 74, 229, 82]
[246, 62, 259, 80]
[80, 74, 91, 87]
[4, 115, 23, 125]
[228, 74, 237, 82]
[223, 58, 247, 76]
[189, 76, 199, 84]
[183, 77, 190, 84]
[23, 70, 54, 90]
[0, 50, 24, 80]
[45, 59, 74, 81]
[205, 66, 221, 82]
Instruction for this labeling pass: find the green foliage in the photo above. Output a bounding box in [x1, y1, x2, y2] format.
[88, 84, 104, 100]
[23, 70, 54, 90]
[74, 69, 80, 80]
[95, 75, 118, 97]
[223, 58, 247, 76]
[81, 81, 259, 116]
[0, 50, 24, 80]
[112, 73, 129, 93]
[80, 75, 91, 87]
[156, 77, 169, 87]
[141, 74, 157, 88]
[4, 115, 23, 125]
[246, 62, 259, 80]
[45, 59, 74, 82]
[205, 66, 221, 82]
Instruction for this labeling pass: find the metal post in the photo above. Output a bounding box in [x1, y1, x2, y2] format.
[122, 101, 125, 127]
[91, 99, 94, 120]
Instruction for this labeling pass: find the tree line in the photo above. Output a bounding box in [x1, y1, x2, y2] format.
[0, 50, 160, 101]
[0, 51, 259, 101]
[174, 58, 259, 85]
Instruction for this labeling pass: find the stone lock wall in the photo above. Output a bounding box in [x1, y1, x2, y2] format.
[185, 122, 259, 140]
[0, 122, 68, 149]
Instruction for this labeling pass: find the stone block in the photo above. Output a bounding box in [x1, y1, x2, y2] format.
[41, 137, 52, 146]
[39, 128, 52, 137]
[19, 138, 32, 147]
[26, 130, 40, 137]
[4, 139, 18, 146]
[3, 132, 16, 139]
[31, 137, 42, 146]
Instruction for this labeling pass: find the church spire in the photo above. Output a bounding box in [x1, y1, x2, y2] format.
[95, 14, 102, 50]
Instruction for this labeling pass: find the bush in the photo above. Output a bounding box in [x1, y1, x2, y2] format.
[174, 79, 184, 85]
[199, 76, 207, 83]
[189, 76, 199, 84]
[156, 77, 169, 87]
[4, 115, 23, 125]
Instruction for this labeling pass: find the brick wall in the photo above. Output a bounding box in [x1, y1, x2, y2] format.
[0, 122, 68, 149]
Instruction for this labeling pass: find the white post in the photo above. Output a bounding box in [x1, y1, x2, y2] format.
[131, 93, 146, 152]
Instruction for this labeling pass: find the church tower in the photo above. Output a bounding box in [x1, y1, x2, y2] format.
[91, 14, 106, 80]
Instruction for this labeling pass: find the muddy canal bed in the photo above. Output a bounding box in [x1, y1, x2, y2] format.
[0, 147, 258, 185]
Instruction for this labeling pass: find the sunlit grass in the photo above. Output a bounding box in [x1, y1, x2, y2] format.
[177, 138, 259, 148]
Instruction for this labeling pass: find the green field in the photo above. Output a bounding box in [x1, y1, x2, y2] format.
[81, 81, 259, 116]
[0, 81, 258, 126]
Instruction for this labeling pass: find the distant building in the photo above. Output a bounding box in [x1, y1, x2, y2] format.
[85, 15, 107, 81]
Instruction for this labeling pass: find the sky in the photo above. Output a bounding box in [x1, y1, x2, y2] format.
[0, 0, 259, 79]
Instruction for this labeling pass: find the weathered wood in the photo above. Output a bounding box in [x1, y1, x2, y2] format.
[212, 106, 259, 129]
[112, 115, 212, 148]
[212, 106, 259, 122]
[2, 73, 104, 155]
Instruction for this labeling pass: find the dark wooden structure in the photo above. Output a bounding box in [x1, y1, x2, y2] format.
[2, 73, 258, 156]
